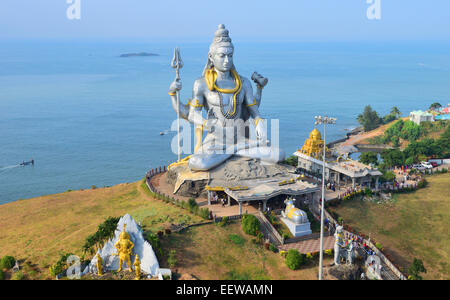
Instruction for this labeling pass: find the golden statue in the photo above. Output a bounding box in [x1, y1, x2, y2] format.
[114, 224, 134, 272]
[134, 254, 141, 280]
[96, 253, 103, 276]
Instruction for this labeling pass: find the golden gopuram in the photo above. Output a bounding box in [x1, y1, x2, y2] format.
[299, 127, 328, 158]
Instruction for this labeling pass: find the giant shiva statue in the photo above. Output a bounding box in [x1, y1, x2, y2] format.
[168, 24, 285, 171]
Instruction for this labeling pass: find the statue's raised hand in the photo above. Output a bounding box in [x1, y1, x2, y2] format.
[251, 72, 268, 89]
[169, 78, 182, 94]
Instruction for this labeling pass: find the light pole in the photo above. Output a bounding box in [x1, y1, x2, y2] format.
[315, 115, 337, 280]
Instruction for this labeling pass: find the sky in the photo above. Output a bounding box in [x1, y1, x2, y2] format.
[0, 0, 449, 41]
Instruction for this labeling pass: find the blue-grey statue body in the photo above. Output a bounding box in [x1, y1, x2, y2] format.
[169, 24, 285, 171]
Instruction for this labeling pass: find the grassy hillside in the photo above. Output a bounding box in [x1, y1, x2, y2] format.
[159, 221, 330, 280]
[0, 179, 327, 280]
[0, 180, 203, 279]
[329, 173, 450, 280]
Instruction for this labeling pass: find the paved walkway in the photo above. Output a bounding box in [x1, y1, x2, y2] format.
[279, 235, 335, 254]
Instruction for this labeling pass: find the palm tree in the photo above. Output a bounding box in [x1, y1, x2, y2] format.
[391, 106, 401, 118]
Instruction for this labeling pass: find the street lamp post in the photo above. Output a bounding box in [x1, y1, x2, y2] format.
[315, 115, 337, 280]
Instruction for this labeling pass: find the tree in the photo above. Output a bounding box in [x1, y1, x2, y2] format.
[429, 102, 442, 111]
[357, 105, 382, 132]
[381, 149, 405, 168]
[390, 106, 401, 118]
[400, 121, 422, 142]
[381, 171, 396, 183]
[391, 136, 400, 148]
[383, 107, 401, 124]
[408, 258, 426, 280]
[359, 152, 378, 165]
[282, 155, 298, 167]
[405, 156, 415, 165]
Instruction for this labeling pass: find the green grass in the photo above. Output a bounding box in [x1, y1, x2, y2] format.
[224, 269, 270, 280]
[159, 221, 329, 280]
[330, 173, 450, 280]
[0, 179, 203, 279]
[229, 234, 246, 246]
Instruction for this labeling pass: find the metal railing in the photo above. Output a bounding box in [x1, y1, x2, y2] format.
[257, 211, 285, 245]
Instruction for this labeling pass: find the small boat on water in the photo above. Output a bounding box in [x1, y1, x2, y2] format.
[20, 159, 34, 166]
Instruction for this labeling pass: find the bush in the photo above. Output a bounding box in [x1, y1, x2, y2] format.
[12, 271, 25, 280]
[49, 253, 74, 277]
[324, 249, 333, 256]
[375, 242, 383, 250]
[408, 258, 427, 280]
[91, 185, 97, 190]
[82, 216, 120, 255]
[0, 255, 16, 270]
[167, 250, 177, 268]
[229, 234, 245, 246]
[0, 270, 3, 280]
[256, 232, 264, 244]
[241, 214, 261, 236]
[417, 179, 428, 189]
[364, 187, 373, 197]
[280, 250, 288, 258]
[285, 249, 305, 270]
[218, 216, 228, 227]
[199, 208, 210, 220]
[146, 232, 163, 257]
[269, 244, 278, 253]
[187, 198, 198, 213]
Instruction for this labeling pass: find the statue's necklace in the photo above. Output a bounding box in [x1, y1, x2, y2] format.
[213, 70, 242, 119]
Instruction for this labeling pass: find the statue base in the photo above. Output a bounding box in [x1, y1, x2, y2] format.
[280, 217, 312, 237]
[166, 156, 299, 197]
[166, 164, 209, 198]
[327, 264, 362, 280]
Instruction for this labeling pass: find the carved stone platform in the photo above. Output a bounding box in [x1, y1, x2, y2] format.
[167, 156, 319, 201]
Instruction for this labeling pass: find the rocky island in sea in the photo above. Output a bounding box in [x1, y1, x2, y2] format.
[119, 52, 159, 57]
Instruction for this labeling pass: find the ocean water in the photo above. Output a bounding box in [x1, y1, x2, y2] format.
[1, 40, 449, 204]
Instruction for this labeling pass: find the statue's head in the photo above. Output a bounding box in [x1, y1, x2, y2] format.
[120, 223, 130, 240]
[204, 24, 235, 74]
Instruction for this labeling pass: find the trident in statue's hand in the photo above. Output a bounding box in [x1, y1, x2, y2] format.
[171, 47, 183, 81]
[171, 47, 183, 162]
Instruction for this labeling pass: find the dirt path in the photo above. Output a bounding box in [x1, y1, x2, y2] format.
[341, 118, 408, 147]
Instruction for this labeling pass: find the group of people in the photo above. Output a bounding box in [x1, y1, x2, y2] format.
[382, 180, 418, 191]
[212, 192, 228, 207]
[337, 186, 360, 199]
[326, 182, 337, 191]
